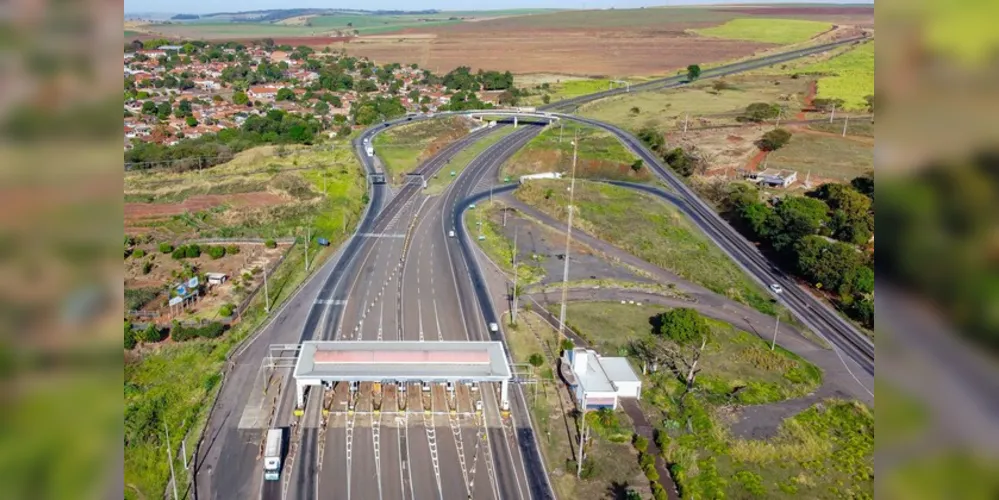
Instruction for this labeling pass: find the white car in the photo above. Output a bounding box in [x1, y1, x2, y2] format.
[769, 283, 784, 294]
[448, 230, 455, 238]
[488, 322, 499, 333]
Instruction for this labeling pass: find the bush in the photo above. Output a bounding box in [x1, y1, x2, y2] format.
[170, 321, 225, 342]
[264, 239, 277, 249]
[218, 303, 235, 317]
[633, 435, 649, 453]
[654, 428, 669, 451]
[142, 261, 154, 275]
[139, 324, 163, 343]
[158, 243, 174, 253]
[738, 102, 780, 123]
[652, 483, 668, 500]
[639, 452, 655, 469]
[757, 128, 792, 152]
[225, 244, 240, 255]
[644, 463, 660, 482]
[207, 245, 226, 259]
[124, 321, 136, 350]
[630, 159, 644, 172]
[132, 249, 146, 259]
[184, 244, 201, 258]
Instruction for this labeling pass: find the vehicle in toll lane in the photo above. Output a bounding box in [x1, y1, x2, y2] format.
[263, 428, 283, 481]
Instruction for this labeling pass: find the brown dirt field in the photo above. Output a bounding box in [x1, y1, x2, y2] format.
[235, 35, 352, 46]
[343, 29, 773, 77]
[124, 192, 287, 225]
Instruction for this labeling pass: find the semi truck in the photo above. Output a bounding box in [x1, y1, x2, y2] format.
[263, 428, 283, 481]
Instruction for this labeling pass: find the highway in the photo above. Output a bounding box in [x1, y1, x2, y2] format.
[540, 35, 869, 111]
[193, 35, 872, 500]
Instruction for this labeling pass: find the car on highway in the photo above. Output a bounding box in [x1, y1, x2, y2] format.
[448, 230, 455, 238]
[489, 322, 499, 333]
[769, 283, 784, 294]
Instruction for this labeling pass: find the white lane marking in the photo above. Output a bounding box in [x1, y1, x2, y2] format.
[433, 300, 444, 342]
[418, 299, 424, 342]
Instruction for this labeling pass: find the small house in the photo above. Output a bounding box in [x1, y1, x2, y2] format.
[206, 272, 228, 286]
[562, 348, 642, 410]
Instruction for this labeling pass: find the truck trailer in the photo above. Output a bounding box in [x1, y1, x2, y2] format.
[263, 428, 283, 481]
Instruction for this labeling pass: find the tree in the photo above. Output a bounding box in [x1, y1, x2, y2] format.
[207, 245, 225, 259]
[185, 116, 198, 127]
[528, 353, 545, 370]
[559, 338, 574, 353]
[629, 106, 640, 115]
[158, 243, 174, 253]
[792, 235, 866, 292]
[139, 324, 163, 343]
[356, 79, 378, 93]
[631, 159, 644, 172]
[314, 101, 330, 115]
[686, 64, 702, 81]
[851, 172, 874, 199]
[276, 87, 296, 101]
[124, 321, 136, 350]
[740, 202, 774, 240]
[542, 94, 551, 104]
[141, 100, 157, 115]
[156, 102, 172, 120]
[232, 91, 249, 106]
[739, 102, 781, 123]
[767, 196, 829, 251]
[650, 308, 711, 389]
[637, 126, 664, 153]
[757, 128, 792, 152]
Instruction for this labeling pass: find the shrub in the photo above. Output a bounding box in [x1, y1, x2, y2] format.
[184, 244, 201, 258]
[139, 324, 163, 343]
[132, 249, 146, 259]
[124, 321, 136, 350]
[739, 102, 780, 123]
[170, 321, 225, 342]
[207, 245, 226, 259]
[633, 435, 649, 453]
[264, 239, 277, 249]
[654, 428, 669, 451]
[639, 452, 655, 469]
[171, 247, 187, 260]
[757, 128, 792, 152]
[159, 243, 174, 253]
[630, 159, 644, 172]
[652, 483, 668, 500]
[644, 463, 660, 482]
[218, 303, 235, 317]
[225, 244, 240, 255]
[142, 261, 154, 275]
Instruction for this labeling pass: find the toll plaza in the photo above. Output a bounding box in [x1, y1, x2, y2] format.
[292, 341, 513, 415]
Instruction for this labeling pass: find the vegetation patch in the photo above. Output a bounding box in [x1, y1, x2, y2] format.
[502, 121, 648, 182]
[516, 180, 777, 315]
[765, 132, 873, 183]
[795, 42, 874, 111]
[694, 18, 832, 45]
[426, 126, 517, 195]
[465, 200, 545, 285]
[372, 117, 472, 184]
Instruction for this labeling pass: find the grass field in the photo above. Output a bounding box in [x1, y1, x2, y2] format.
[560, 301, 822, 404]
[124, 238, 324, 500]
[795, 42, 874, 110]
[515, 180, 778, 315]
[124, 144, 367, 241]
[477, 7, 735, 29]
[307, 14, 462, 35]
[766, 132, 873, 183]
[579, 75, 810, 132]
[426, 126, 517, 195]
[147, 22, 328, 38]
[465, 200, 546, 285]
[693, 18, 832, 45]
[505, 313, 650, 499]
[809, 117, 875, 138]
[502, 121, 648, 182]
[372, 117, 471, 184]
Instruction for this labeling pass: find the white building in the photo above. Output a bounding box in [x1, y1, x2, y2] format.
[752, 168, 798, 188]
[563, 348, 641, 410]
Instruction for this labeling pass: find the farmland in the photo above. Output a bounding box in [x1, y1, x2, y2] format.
[795, 42, 875, 110]
[124, 144, 367, 241]
[693, 18, 833, 45]
[502, 121, 646, 182]
[765, 132, 874, 184]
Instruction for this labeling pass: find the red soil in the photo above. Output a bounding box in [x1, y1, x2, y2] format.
[124, 192, 286, 224]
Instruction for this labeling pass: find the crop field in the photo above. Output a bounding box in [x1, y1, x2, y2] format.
[515, 180, 777, 314]
[795, 42, 874, 110]
[371, 117, 472, 184]
[766, 132, 873, 184]
[437, 7, 736, 31]
[693, 18, 832, 45]
[502, 121, 648, 182]
[579, 75, 811, 132]
[147, 22, 330, 39]
[307, 14, 462, 35]
[124, 144, 366, 241]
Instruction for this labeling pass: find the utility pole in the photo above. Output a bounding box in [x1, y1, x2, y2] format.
[304, 225, 311, 272]
[829, 103, 836, 123]
[512, 230, 519, 324]
[775, 107, 782, 129]
[771, 315, 781, 351]
[576, 395, 586, 479]
[263, 263, 271, 313]
[165, 423, 179, 500]
[558, 122, 564, 144]
[683, 113, 689, 134]
[557, 133, 579, 346]
[842, 115, 849, 137]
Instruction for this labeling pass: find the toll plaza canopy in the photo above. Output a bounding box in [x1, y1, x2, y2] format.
[292, 341, 514, 407]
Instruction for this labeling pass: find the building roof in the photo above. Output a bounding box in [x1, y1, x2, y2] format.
[574, 349, 617, 394]
[294, 341, 512, 382]
[599, 357, 641, 384]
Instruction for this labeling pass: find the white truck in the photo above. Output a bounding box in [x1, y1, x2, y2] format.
[263, 428, 283, 481]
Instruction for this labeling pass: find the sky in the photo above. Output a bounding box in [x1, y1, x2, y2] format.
[125, 0, 871, 16]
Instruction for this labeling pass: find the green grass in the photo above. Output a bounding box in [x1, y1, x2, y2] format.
[124, 30, 141, 37]
[150, 22, 327, 38]
[502, 121, 648, 182]
[124, 239, 333, 500]
[505, 313, 648, 499]
[694, 18, 832, 45]
[766, 132, 873, 183]
[559, 301, 821, 404]
[125, 144, 366, 241]
[515, 180, 778, 315]
[795, 42, 874, 110]
[426, 126, 517, 195]
[579, 75, 810, 132]
[465, 200, 545, 285]
[307, 14, 462, 35]
[372, 117, 469, 184]
[809, 118, 875, 138]
[488, 7, 735, 29]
